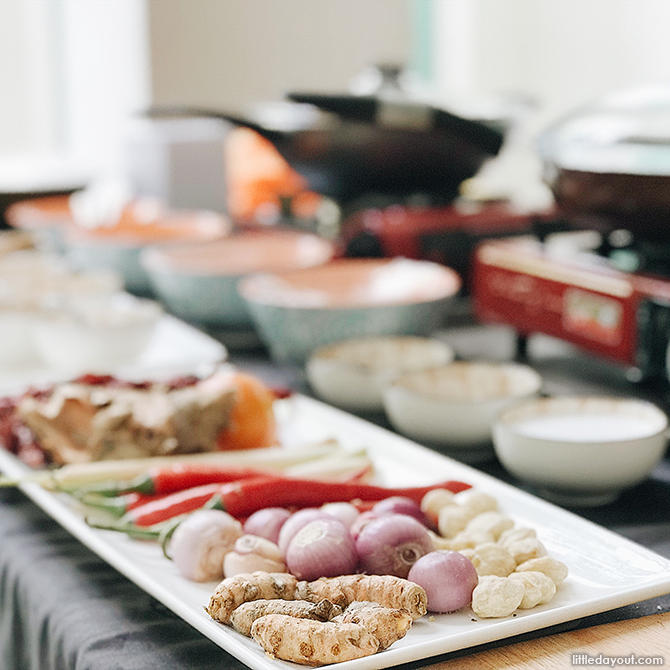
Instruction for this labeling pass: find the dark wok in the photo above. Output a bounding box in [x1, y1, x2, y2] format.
[545, 166, 670, 241]
[146, 101, 505, 212]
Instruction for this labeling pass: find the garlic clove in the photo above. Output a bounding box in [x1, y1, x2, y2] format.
[223, 534, 286, 578]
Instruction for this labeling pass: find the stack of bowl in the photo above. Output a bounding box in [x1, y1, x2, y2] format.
[140, 228, 337, 336]
[4, 195, 74, 253]
[32, 291, 164, 374]
[306, 335, 543, 463]
[0, 247, 163, 373]
[63, 200, 231, 295]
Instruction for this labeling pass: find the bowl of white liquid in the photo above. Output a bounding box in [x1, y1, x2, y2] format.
[492, 396, 669, 506]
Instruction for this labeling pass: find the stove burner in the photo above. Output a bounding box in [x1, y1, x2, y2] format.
[605, 236, 670, 278]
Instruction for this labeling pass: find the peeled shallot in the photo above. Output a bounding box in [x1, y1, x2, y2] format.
[167, 509, 242, 582]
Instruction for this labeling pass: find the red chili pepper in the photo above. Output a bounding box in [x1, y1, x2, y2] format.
[121, 482, 235, 526]
[80, 463, 274, 497]
[123, 476, 471, 527]
[81, 491, 172, 517]
[213, 476, 471, 518]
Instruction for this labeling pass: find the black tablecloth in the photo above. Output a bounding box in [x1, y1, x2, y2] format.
[2, 321, 670, 670]
[0, 487, 244, 670]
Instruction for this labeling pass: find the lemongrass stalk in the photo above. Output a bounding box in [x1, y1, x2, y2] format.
[3, 440, 344, 491]
[284, 451, 374, 481]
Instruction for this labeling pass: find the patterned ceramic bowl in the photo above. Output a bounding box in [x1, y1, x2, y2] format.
[63, 202, 231, 295]
[141, 228, 335, 329]
[237, 258, 461, 363]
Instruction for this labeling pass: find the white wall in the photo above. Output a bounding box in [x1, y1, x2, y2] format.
[432, 0, 670, 135]
[0, 0, 151, 181]
[60, 0, 152, 176]
[0, 0, 60, 155]
[147, 0, 412, 113]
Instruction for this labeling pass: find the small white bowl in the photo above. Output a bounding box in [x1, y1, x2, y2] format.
[0, 311, 43, 368]
[0, 251, 123, 369]
[382, 361, 542, 463]
[31, 292, 163, 373]
[492, 396, 669, 507]
[306, 336, 455, 412]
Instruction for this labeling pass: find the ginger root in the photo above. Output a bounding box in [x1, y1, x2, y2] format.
[230, 598, 342, 636]
[249, 602, 414, 665]
[296, 574, 427, 620]
[207, 572, 426, 664]
[251, 615, 379, 666]
[207, 572, 298, 624]
[335, 601, 413, 650]
[207, 572, 427, 627]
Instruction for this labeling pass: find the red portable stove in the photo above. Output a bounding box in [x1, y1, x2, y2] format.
[341, 201, 562, 293]
[470, 86, 670, 381]
[472, 235, 670, 380]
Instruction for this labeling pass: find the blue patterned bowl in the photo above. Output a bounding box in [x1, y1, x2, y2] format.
[141, 229, 335, 328]
[238, 258, 461, 362]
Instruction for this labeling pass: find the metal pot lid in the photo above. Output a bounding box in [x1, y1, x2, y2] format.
[538, 85, 670, 177]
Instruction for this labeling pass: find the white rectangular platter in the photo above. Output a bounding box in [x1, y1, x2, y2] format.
[0, 314, 227, 394]
[2, 392, 670, 670]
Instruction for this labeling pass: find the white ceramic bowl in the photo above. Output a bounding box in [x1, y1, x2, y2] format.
[382, 361, 542, 463]
[492, 395, 669, 507]
[0, 251, 123, 369]
[140, 228, 335, 329]
[238, 258, 461, 363]
[31, 292, 163, 374]
[0, 312, 44, 368]
[4, 195, 73, 253]
[0, 230, 35, 256]
[63, 203, 231, 295]
[306, 336, 455, 412]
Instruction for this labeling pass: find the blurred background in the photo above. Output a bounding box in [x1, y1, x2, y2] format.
[5, 0, 670, 381]
[3, 0, 670, 204]
[3, 0, 670, 505]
